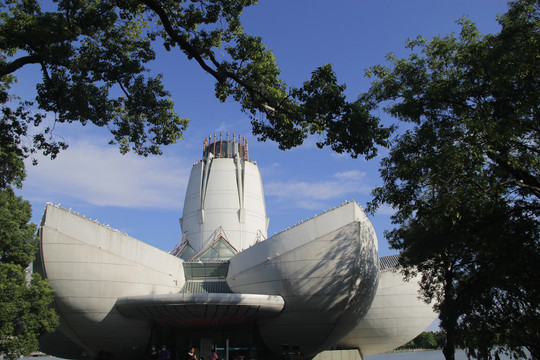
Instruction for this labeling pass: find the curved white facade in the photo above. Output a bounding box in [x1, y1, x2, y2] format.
[36, 134, 436, 360]
[37, 205, 185, 359]
[227, 201, 379, 357]
[336, 265, 436, 356]
[180, 155, 268, 254]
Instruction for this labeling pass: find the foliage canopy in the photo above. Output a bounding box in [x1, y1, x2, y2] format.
[0, 0, 392, 189]
[365, 1, 539, 359]
[0, 188, 59, 359]
[398, 331, 443, 350]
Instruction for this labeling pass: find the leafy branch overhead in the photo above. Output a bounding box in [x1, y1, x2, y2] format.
[140, 0, 391, 156]
[0, 0, 392, 188]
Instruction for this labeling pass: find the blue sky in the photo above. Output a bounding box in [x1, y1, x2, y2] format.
[15, 0, 509, 260]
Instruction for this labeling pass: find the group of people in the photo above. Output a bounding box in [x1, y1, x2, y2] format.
[188, 347, 219, 360]
[149, 345, 219, 360]
[149, 345, 172, 360]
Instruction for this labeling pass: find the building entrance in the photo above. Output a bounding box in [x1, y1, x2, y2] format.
[147, 323, 272, 360]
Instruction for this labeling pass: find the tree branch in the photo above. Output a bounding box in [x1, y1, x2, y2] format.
[117, 81, 131, 100]
[0, 55, 42, 77]
[139, 0, 222, 81]
[486, 151, 540, 199]
[139, 0, 283, 115]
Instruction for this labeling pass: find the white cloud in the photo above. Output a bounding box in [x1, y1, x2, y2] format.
[374, 204, 396, 216]
[24, 139, 191, 209]
[330, 151, 349, 160]
[264, 170, 372, 209]
[214, 119, 251, 136]
[334, 170, 365, 179]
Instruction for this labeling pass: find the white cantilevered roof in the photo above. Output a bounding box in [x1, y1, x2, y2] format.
[116, 293, 284, 327]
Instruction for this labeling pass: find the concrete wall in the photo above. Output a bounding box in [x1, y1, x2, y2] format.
[227, 202, 379, 358]
[314, 349, 362, 360]
[335, 268, 437, 355]
[39, 204, 185, 359]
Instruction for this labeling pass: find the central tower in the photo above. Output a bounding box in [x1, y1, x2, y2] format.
[177, 133, 269, 260]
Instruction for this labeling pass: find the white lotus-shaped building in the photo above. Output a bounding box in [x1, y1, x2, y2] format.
[35, 134, 436, 360]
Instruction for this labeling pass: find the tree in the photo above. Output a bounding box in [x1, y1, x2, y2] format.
[0, 188, 59, 359]
[415, 332, 437, 349]
[0, 0, 392, 189]
[398, 332, 438, 350]
[365, 1, 539, 359]
[433, 331, 446, 349]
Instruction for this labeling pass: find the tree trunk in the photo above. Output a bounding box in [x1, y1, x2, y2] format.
[440, 266, 457, 360]
[529, 344, 540, 360]
[442, 331, 456, 360]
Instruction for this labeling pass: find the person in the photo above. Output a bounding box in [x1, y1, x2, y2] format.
[211, 349, 218, 360]
[187, 347, 197, 360]
[150, 345, 158, 360]
[159, 345, 171, 360]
